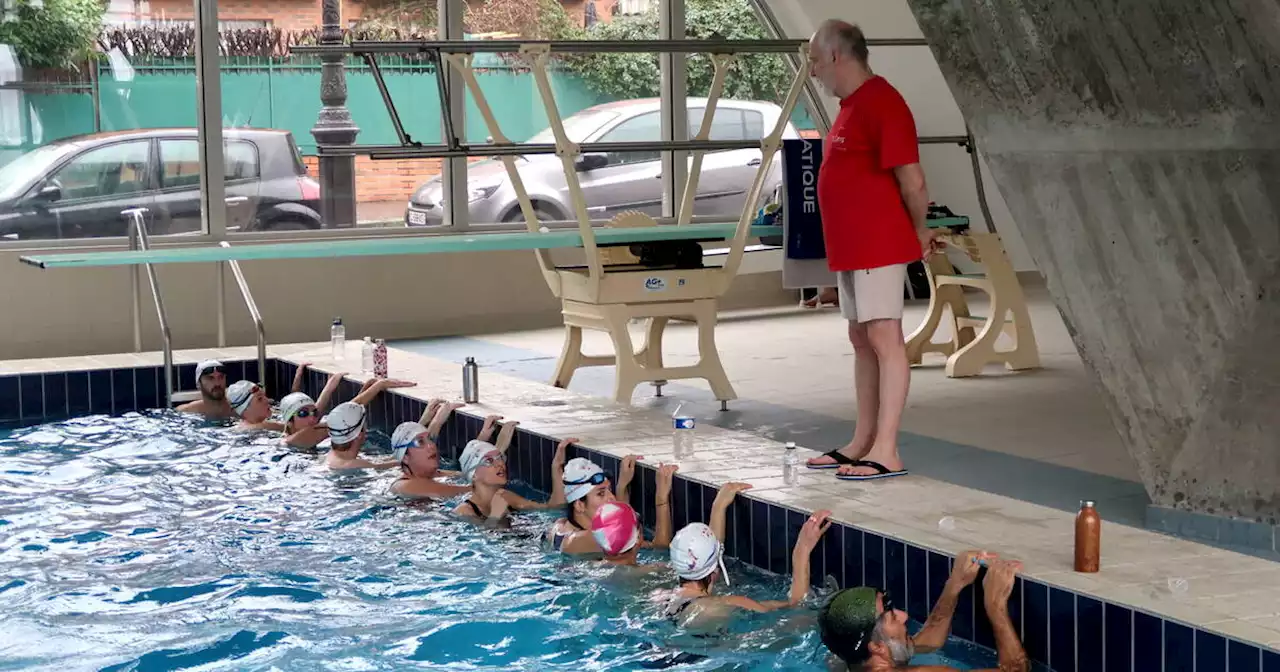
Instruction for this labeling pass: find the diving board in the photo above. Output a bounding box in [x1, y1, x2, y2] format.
[20, 223, 783, 269]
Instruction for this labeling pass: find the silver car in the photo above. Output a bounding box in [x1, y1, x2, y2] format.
[405, 98, 799, 226]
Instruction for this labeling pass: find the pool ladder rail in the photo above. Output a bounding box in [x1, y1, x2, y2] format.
[125, 209, 268, 406]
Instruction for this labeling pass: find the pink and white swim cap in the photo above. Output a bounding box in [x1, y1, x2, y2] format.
[591, 501, 641, 556]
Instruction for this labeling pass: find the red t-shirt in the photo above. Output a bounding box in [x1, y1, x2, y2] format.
[816, 76, 922, 272]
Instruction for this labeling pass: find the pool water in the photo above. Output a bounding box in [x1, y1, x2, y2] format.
[0, 413, 995, 671]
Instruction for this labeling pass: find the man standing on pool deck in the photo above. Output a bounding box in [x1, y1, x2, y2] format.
[804, 19, 940, 481]
[176, 360, 234, 419]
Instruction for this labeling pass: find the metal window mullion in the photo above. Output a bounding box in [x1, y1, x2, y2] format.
[659, 0, 688, 220]
[440, 0, 469, 230]
[193, 0, 227, 240]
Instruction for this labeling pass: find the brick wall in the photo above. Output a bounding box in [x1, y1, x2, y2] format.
[142, 0, 366, 32]
[301, 155, 443, 203]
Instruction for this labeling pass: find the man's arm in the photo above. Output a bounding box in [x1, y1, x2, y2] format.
[978, 559, 1030, 672]
[913, 550, 991, 652]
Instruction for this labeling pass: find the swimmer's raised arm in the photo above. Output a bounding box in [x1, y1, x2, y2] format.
[722, 509, 831, 613]
[709, 482, 752, 541]
[651, 463, 679, 549]
[477, 414, 502, 443]
[493, 420, 519, 453]
[291, 362, 312, 394]
[616, 454, 642, 504]
[353, 378, 416, 406]
[549, 438, 574, 506]
[315, 372, 345, 414]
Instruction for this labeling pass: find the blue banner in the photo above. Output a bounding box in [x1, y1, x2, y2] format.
[782, 138, 827, 260]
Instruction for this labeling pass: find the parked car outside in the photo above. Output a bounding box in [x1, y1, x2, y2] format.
[405, 98, 800, 227]
[0, 128, 322, 240]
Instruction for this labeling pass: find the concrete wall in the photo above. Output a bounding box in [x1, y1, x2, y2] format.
[0, 246, 793, 360]
[764, 0, 1038, 273]
[896, 0, 1280, 525]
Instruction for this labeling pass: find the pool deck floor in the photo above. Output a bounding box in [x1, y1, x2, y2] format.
[3, 286, 1279, 653]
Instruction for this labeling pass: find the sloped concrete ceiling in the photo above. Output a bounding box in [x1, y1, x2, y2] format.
[903, 0, 1280, 522]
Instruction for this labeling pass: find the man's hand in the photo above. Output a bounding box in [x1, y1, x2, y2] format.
[713, 482, 752, 509]
[948, 550, 997, 591]
[919, 227, 944, 258]
[982, 559, 1022, 610]
[655, 463, 679, 500]
[794, 509, 832, 555]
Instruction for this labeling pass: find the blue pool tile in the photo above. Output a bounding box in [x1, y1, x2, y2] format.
[821, 523, 845, 588]
[133, 368, 158, 411]
[1165, 621, 1193, 672]
[507, 434, 525, 484]
[43, 373, 68, 420]
[843, 527, 864, 587]
[1104, 603, 1132, 672]
[538, 438, 553, 494]
[750, 498, 771, 570]
[670, 478, 689, 532]
[1076, 595, 1103, 672]
[88, 370, 113, 415]
[66, 372, 90, 416]
[1048, 587, 1075, 672]
[19, 374, 43, 422]
[729, 497, 752, 561]
[766, 504, 790, 574]
[1133, 611, 1162, 672]
[1262, 648, 1279, 672]
[972, 572, 994, 649]
[0, 376, 18, 422]
[1022, 581, 1049, 667]
[926, 552, 951, 613]
[111, 369, 135, 414]
[783, 508, 806, 575]
[863, 533, 885, 591]
[1196, 630, 1226, 672]
[884, 539, 906, 610]
[639, 466, 657, 526]
[698, 483, 715, 525]
[1007, 577, 1024, 641]
[685, 482, 703, 528]
[225, 360, 246, 384]
[176, 363, 197, 391]
[952, 575, 975, 643]
[905, 545, 928, 623]
[1229, 640, 1260, 672]
[603, 455, 621, 486]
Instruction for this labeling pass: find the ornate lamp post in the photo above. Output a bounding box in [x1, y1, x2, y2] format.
[309, 0, 360, 228]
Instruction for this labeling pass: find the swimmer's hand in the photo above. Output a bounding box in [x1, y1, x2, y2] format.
[552, 438, 576, 475]
[379, 378, 416, 390]
[712, 482, 752, 509]
[793, 510, 832, 555]
[982, 558, 1022, 608]
[479, 414, 503, 441]
[949, 550, 997, 590]
[654, 463, 679, 500]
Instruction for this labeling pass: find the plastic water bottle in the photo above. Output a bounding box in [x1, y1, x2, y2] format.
[361, 337, 374, 375]
[672, 405, 695, 459]
[330, 317, 346, 360]
[373, 339, 388, 378]
[462, 357, 479, 403]
[783, 441, 800, 485]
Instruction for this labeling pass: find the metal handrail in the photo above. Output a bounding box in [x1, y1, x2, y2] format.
[217, 242, 268, 387]
[125, 208, 175, 405]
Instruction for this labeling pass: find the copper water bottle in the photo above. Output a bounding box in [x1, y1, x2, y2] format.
[1074, 500, 1101, 573]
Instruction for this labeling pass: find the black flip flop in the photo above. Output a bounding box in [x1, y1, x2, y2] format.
[835, 459, 909, 481]
[807, 450, 858, 470]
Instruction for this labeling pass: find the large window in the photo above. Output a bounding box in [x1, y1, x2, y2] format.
[0, 0, 818, 243]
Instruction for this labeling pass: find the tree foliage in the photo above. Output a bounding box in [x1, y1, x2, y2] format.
[0, 0, 105, 69]
[560, 0, 788, 102]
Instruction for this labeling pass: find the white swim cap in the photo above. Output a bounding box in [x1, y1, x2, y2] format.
[669, 522, 729, 585]
[323, 402, 367, 445]
[227, 380, 259, 416]
[459, 439, 501, 482]
[562, 457, 606, 503]
[194, 359, 224, 383]
[391, 421, 430, 461]
[279, 392, 314, 425]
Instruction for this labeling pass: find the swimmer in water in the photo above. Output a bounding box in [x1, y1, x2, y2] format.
[659, 482, 831, 626]
[453, 421, 567, 525]
[176, 360, 234, 419]
[322, 401, 397, 471]
[279, 374, 415, 450]
[590, 463, 678, 568]
[388, 401, 478, 500]
[819, 552, 1027, 672]
[227, 380, 285, 432]
[546, 452, 644, 554]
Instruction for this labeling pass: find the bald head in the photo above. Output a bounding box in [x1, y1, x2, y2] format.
[812, 19, 869, 64]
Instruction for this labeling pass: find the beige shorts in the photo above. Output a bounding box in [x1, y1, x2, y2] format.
[836, 264, 908, 323]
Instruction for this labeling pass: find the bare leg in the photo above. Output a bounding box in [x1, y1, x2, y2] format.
[837, 318, 908, 476]
[806, 321, 878, 466]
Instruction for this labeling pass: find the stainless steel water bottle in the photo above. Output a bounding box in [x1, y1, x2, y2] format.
[462, 357, 479, 403]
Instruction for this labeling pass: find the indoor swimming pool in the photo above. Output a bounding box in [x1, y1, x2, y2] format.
[0, 411, 1003, 671]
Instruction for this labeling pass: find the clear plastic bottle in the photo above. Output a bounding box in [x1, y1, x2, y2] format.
[783, 441, 800, 485]
[672, 405, 695, 459]
[330, 317, 346, 360]
[361, 337, 374, 374]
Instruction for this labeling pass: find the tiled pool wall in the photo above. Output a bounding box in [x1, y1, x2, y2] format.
[1, 359, 1277, 672]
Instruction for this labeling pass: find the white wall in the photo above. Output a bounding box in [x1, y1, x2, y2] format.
[770, 0, 1038, 273]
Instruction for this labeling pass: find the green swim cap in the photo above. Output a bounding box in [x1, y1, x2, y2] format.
[819, 587, 880, 664]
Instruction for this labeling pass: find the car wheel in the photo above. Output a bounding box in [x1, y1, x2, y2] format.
[503, 204, 560, 224]
[263, 218, 314, 231]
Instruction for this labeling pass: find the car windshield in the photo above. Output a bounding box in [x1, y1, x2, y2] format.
[0, 144, 75, 201]
[526, 109, 621, 145]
